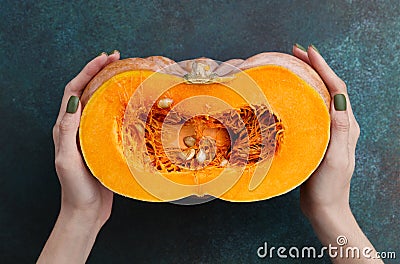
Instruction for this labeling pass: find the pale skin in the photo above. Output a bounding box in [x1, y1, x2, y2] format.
[38, 47, 383, 263]
[294, 45, 383, 263]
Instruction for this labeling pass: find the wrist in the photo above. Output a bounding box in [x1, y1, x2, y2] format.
[300, 183, 351, 222]
[306, 203, 353, 226]
[37, 207, 102, 263]
[58, 207, 104, 235]
[306, 204, 359, 248]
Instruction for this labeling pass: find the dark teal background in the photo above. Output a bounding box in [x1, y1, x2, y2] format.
[0, 0, 399, 263]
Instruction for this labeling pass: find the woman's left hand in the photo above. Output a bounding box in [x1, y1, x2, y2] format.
[38, 51, 120, 264]
[52, 51, 119, 227]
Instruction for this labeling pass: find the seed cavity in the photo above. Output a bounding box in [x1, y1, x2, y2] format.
[183, 135, 196, 147]
[157, 98, 173, 109]
[136, 102, 281, 173]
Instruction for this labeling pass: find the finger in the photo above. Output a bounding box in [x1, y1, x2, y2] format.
[107, 50, 120, 64]
[55, 54, 109, 127]
[53, 51, 121, 152]
[300, 45, 359, 173]
[57, 96, 82, 157]
[53, 53, 109, 148]
[306, 46, 355, 117]
[325, 95, 351, 169]
[348, 119, 360, 160]
[307, 45, 360, 150]
[67, 53, 110, 93]
[292, 44, 311, 65]
[307, 45, 348, 95]
[347, 105, 360, 154]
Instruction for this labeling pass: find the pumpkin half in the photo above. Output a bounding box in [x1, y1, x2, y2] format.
[79, 52, 330, 202]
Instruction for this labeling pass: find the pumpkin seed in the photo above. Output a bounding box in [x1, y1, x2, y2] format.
[157, 98, 173, 109]
[183, 149, 196, 161]
[196, 149, 207, 164]
[220, 159, 228, 167]
[183, 135, 196, 147]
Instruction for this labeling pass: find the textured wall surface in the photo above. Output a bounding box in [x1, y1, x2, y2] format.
[0, 0, 399, 263]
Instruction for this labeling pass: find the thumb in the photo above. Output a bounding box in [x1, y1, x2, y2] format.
[325, 94, 350, 167]
[58, 96, 82, 156]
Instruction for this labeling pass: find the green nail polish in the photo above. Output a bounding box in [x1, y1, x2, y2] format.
[111, 49, 120, 55]
[310, 44, 320, 54]
[98, 51, 107, 57]
[334, 94, 347, 111]
[66, 96, 79, 113]
[295, 43, 306, 52]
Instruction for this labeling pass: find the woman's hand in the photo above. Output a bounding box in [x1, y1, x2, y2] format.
[52, 51, 119, 227]
[38, 51, 120, 264]
[293, 44, 382, 263]
[293, 44, 360, 219]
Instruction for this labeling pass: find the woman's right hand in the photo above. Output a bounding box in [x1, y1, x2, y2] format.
[293, 44, 382, 263]
[293, 44, 360, 220]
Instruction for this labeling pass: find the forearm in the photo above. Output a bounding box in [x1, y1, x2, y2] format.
[37, 209, 101, 264]
[309, 205, 383, 263]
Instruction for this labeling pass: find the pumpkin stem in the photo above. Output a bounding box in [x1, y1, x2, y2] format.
[184, 61, 234, 84]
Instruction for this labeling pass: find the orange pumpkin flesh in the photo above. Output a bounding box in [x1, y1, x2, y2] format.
[79, 53, 330, 202]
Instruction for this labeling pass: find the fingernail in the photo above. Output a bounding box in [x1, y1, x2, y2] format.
[295, 43, 306, 52]
[310, 44, 320, 54]
[334, 94, 347, 111]
[66, 96, 79, 113]
[98, 51, 107, 57]
[110, 49, 120, 55]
